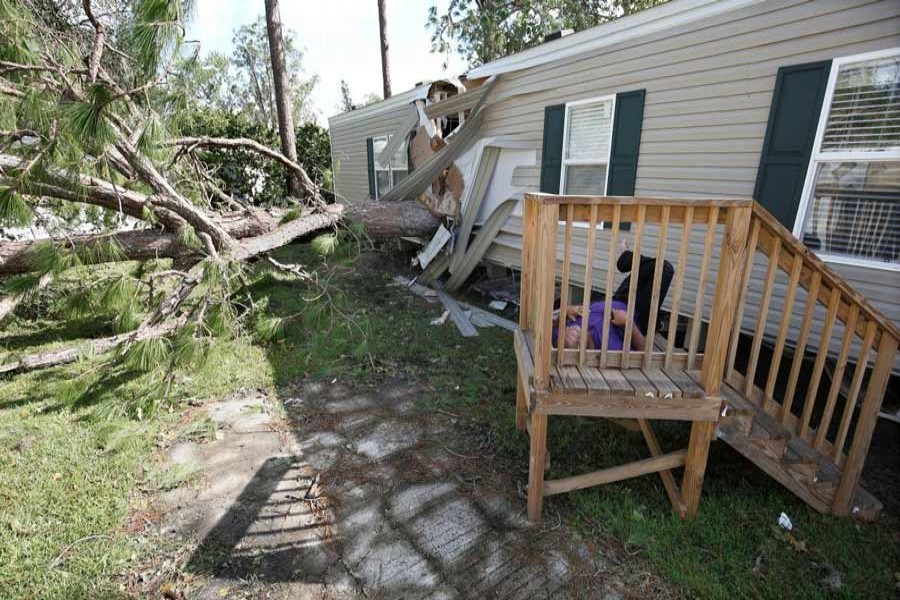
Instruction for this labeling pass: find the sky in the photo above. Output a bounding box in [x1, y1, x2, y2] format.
[186, 0, 470, 125]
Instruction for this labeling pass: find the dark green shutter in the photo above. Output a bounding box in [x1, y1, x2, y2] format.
[754, 61, 831, 229]
[606, 89, 646, 197]
[539, 104, 566, 193]
[366, 137, 376, 198]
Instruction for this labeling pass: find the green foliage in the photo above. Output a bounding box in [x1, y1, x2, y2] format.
[279, 206, 302, 224]
[428, 0, 669, 66]
[136, 111, 171, 161]
[26, 240, 82, 275]
[130, 0, 189, 78]
[175, 107, 332, 204]
[122, 336, 171, 372]
[0, 186, 32, 226]
[311, 233, 338, 257]
[176, 224, 201, 250]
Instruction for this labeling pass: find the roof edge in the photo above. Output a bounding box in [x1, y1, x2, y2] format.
[466, 0, 763, 79]
[328, 82, 433, 125]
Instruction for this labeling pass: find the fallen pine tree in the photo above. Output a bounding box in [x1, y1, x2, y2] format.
[0, 0, 440, 390]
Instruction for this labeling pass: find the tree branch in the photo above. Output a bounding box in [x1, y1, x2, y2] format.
[167, 136, 322, 203]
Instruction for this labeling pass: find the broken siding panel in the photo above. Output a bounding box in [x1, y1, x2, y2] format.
[475, 0, 900, 356]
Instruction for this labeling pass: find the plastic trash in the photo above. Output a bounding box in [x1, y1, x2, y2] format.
[778, 512, 793, 531]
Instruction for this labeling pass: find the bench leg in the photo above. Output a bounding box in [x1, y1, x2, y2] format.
[515, 379, 527, 431]
[527, 413, 547, 522]
[681, 421, 715, 518]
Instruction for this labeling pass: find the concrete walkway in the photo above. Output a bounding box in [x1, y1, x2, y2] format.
[155, 379, 667, 599]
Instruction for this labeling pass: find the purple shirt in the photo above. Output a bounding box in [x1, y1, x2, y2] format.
[552, 300, 633, 350]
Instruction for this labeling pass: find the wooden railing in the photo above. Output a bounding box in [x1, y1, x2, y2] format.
[726, 204, 900, 516]
[520, 193, 754, 397]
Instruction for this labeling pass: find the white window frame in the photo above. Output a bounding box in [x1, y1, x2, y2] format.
[372, 134, 408, 199]
[558, 94, 617, 197]
[794, 47, 900, 272]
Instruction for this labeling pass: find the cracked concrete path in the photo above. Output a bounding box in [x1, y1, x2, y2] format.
[154, 379, 661, 599]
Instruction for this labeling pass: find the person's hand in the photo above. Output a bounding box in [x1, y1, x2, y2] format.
[610, 308, 629, 327]
[564, 306, 582, 321]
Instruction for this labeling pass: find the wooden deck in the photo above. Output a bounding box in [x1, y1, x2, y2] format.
[514, 193, 898, 522]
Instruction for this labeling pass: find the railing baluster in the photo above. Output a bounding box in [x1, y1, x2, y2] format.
[834, 320, 877, 466]
[665, 206, 693, 369]
[799, 287, 841, 441]
[578, 205, 598, 364]
[781, 270, 821, 426]
[644, 206, 670, 369]
[814, 304, 859, 451]
[726, 219, 760, 379]
[744, 235, 781, 401]
[600, 206, 621, 368]
[556, 205, 574, 366]
[833, 334, 898, 516]
[765, 252, 803, 405]
[687, 206, 719, 371]
[622, 205, 646, 367]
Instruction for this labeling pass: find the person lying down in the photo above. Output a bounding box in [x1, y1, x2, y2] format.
[552, 247, 674, 353]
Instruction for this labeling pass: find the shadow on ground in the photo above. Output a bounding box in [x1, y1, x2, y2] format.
[168, 377, 640, 599]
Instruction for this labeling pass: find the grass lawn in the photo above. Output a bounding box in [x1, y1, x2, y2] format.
[1, 242, 897, 599]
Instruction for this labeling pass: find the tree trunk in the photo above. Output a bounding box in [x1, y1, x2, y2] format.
[377, 0, 392, 99]
[264, 0, 303, 199]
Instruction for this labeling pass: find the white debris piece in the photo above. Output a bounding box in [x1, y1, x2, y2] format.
[488, 300, 508, 311]
[430, 310, 450, 326]
[778, 512, 793, 531]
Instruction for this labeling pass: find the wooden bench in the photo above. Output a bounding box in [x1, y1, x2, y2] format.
[515, 194, 753, 521]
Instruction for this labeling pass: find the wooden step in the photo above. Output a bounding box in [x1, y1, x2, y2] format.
[782, 449, 838, 491]
[715, 380, 882, 520]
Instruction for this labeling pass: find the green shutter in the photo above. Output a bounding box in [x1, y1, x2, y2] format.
[539, 104, 566, 193]
[366, 137, 376, 198]
[754, 61, 831, 229]
[606, 89, 646, 197]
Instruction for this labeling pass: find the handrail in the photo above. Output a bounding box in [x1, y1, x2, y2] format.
[750, 203, 900, 345]
[733, 202, 898, 516]
[518, 194, 897, 518]
[525, 192, 755, 209]
[520, 193, 751, 399]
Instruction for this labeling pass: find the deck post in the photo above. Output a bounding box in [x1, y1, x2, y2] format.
[682, 205, 751, 517]
[527, 412, 548, 521]
[832, 334, 898, 516]
[525, 195, 558, 522]
[515, 381, 527, 430]
[516, 196, 539, 431]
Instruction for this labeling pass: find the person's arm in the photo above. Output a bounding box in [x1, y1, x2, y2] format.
[611, 308, 646, 351]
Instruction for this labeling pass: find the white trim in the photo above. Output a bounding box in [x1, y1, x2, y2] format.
[328, 82, 433, 125]
[466, 0, 763, 79]
[794, 47, 900, 271]
[814, 252, 900, 273]
[558, 94, 616, 196]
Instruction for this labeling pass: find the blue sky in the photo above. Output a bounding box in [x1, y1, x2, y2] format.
[186, 0, 469, 124]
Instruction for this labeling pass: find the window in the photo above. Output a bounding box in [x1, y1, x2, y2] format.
[373, 134, 408, 198]
[797, 49, 900, 269]
[560, 96, 616, 195]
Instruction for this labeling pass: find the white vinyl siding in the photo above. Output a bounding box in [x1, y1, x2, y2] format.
[560, 97, 615, 195]
[797, 49, 900, 270]
[474, 0, 900, 363]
